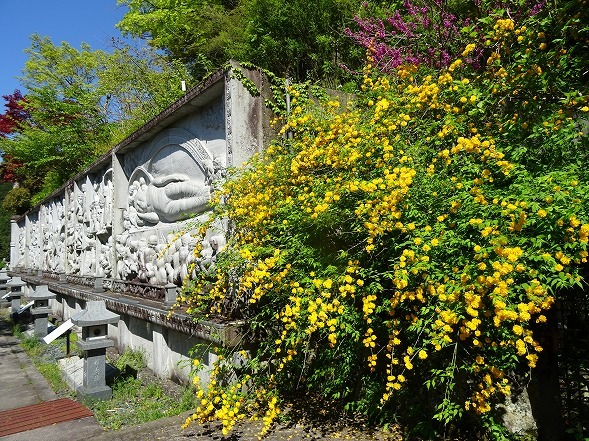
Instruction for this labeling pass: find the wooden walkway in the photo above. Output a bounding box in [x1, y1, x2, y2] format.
[0, 398, 93, 437]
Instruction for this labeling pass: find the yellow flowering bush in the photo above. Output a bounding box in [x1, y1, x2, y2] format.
[181, 2, 589, 438]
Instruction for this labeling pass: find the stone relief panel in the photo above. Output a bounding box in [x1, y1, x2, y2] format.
[66, 180, 97, 276]
[91, 168, 114, 279]
[27, 211, 41, 271]
[62, 171, 116, 279]
[112, 221, 227, 286]
[115, 127, 228, 286]
[40, 198, 66, 273]
[16, 219, 26, 268]
[123, 128, 225, 228]
[9, 72, 269, 291]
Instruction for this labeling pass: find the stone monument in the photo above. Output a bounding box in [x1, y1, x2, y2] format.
[72, 300, 120, 400]
[0, 269, 10, 307]
[29, 284, 56, 338]
[6, 276, 26, 314]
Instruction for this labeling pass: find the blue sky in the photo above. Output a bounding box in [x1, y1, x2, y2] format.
[1, 1, 128, 97]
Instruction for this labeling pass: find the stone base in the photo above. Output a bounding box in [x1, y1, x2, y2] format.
[77, 384, 112, 401]
[59, 356, 84, 390]
[58, 356, 119, 391]
[499, 387, 538, 438]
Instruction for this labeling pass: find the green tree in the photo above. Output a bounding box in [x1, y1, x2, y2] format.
[0, 35, 192, 205]
[242, 0, 363, 84]
[96, 40, 193, 138]
[116, 0, 247, 79]
[2, 35, 112, 203]
[116, 0, 365, 84]
[0, 181, 14, 262]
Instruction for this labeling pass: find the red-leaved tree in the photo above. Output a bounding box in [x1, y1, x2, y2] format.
[0, 91, 29, 183]
[0, 91, 29, 137]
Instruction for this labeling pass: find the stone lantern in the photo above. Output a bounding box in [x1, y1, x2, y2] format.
[0, 269, 10, 307]
[71, 300, 120, 400]
[7, 276, 26, 314]
[29, 285, 56, 338]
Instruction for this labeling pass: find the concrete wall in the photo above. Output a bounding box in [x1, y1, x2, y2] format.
[46, 286, 229, 385]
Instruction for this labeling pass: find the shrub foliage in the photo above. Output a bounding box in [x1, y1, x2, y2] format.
[182, 0, 589, 437]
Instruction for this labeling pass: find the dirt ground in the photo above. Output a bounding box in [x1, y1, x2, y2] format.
[102, 347, 402, 441]
[93, 410, 402, 441]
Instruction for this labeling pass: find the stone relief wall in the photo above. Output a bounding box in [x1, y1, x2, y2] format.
[15, 218, 26, 269]
[14, 125, 227, 289]
[28, 211, 40, 271]
[40, 198, 66, 273]
[10, 66, 273, 295]
[116, 99, 229, 287]
[63, 170, 114, 278]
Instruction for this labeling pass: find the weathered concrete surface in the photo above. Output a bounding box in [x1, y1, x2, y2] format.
[0, 329, 57, 411]
[15, 274, 243, 385]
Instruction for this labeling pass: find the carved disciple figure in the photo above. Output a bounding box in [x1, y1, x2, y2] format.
[137, 235, 158, 283]
[198, 234, 226, 274]
[89, 181, 103, 234]
[115, 234, 139, 281]
[17, 227, 26, 267]
[29, 217, 40, 270]
[97, 236, 113, 278]
[102, 170, 113, 230]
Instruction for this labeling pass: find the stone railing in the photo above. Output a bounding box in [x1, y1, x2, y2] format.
[104, 279, 166, 302]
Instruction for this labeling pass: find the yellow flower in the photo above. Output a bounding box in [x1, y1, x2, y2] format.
[462, 43, 476, 57]
[512, 324, 524, 335]
[404, 355, 413, 370]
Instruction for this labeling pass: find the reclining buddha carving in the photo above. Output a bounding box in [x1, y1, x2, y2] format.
[124, 129, 224, 228]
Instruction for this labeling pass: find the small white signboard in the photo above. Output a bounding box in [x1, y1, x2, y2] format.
[43, 318, 74, 344]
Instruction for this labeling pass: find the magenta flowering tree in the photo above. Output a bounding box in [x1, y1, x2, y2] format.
[345, 0, 470, 72]
[344, 0, 544, 73]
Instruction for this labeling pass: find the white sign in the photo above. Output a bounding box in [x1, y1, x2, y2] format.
[43, 318, 74, 344]
[17, 301, 34, 314]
